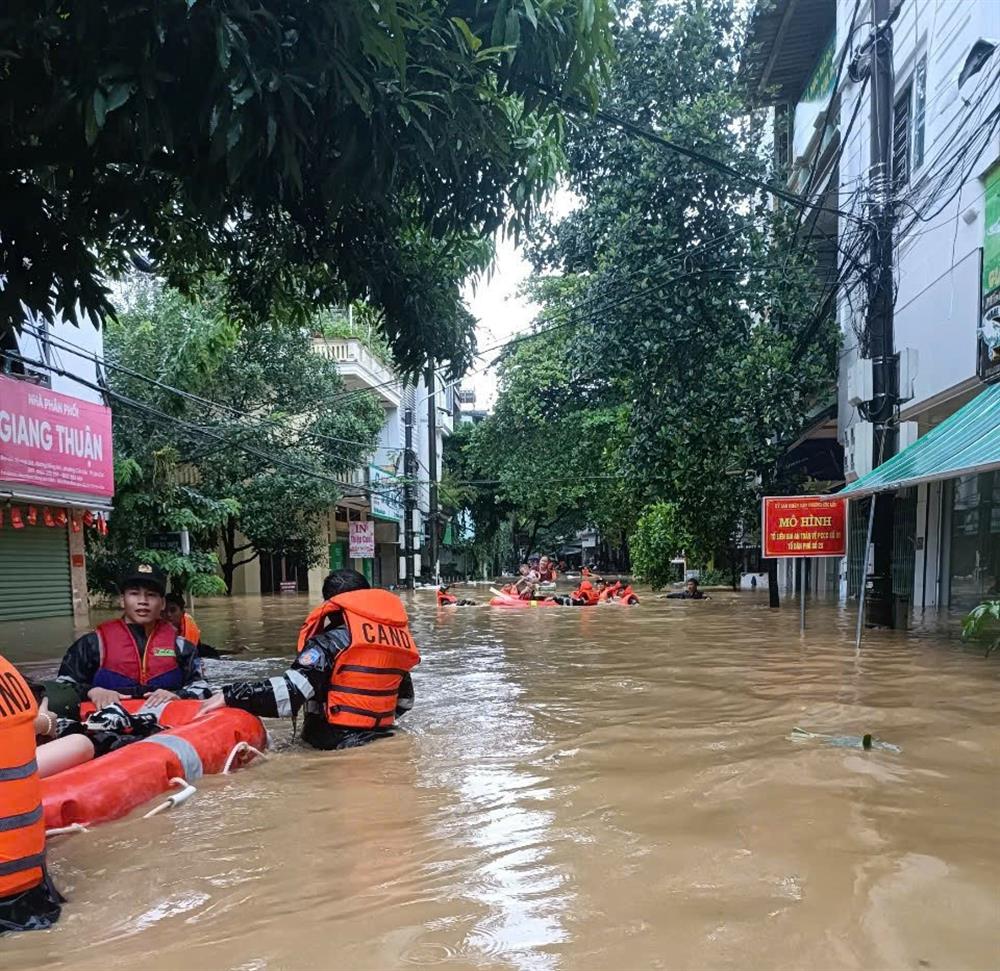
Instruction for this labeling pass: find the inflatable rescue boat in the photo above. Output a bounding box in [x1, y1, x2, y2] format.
[43, 699, 267, 831]
[488, 594, 561, 608]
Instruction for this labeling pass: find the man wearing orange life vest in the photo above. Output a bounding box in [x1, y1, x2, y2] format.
[0, 653, 63, 933]
[164, 592, 224, 659]
[199, 570, 417, 750]
[56, 562, 212, 713]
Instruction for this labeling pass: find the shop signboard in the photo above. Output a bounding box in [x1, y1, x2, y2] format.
[349, 520, 375, 559]
[0, 374, 114, 496]
[762, 495, 847, 558]
[980, 164, 1000, 381]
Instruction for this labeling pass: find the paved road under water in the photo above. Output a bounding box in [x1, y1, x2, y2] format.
[5, 590, 1000, 970]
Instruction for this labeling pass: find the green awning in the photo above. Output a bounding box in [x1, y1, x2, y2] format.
[841, 384, 1000, 497]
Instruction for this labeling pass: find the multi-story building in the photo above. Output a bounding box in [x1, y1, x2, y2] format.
[745, 0, 1000, 618]
[226, 327, 454, 594]
[0, 318, 114, 622]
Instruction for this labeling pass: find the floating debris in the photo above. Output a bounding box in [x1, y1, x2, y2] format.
[789, 727, 901, 753]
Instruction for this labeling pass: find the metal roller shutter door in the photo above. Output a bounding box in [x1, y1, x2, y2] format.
[0, 522, 73, 621]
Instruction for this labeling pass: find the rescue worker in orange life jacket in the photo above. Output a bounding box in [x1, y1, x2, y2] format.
[0, 653, 63, 933]
[198, 570, 417, 750]
[163, 592, 224, 659]
[56, 563, 212, 713]
[437, 585, 476, 606]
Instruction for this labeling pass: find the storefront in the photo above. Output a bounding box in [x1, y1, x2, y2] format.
[841, 383, 1000, 618]
[0, 373, 114, 621]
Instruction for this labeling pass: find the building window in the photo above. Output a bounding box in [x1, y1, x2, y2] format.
[774, 103, 792, 173]
[892, 55, 927, 190]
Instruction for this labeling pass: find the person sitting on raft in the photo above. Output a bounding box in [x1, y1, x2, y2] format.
[666, 578, 709, 600]
[163, 592, 225, 659]
[198, 570, 417, 750]
[437, 585, 476, 606]
[536, 555, 557, 582]
[56, 562, 213, 713]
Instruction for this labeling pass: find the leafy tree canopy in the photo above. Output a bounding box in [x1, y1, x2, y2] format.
[519, 0, 839, 569]
[92, 279, 384, 592]
[1, 0, 614, 376]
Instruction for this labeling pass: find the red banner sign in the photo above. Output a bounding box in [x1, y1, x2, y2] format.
[0, 374, 114, 497]
[762, 495, 847, 558]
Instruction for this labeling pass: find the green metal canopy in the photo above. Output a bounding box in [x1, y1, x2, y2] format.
[841, 384, 1000, 497]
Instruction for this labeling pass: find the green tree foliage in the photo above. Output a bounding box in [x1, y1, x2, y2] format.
[521, 0, 839, 570]
[628, 502, 690, 590]
[1, 0, 614, 376]
[92, 279, 383, 593]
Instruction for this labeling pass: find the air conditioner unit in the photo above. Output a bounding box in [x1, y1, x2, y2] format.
[844, 421, 874, 479]
[847, 358, 873, 407]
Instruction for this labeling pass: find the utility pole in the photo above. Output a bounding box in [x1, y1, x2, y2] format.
[403, 406, 415, 589]
[425, 363, 439, 586]
[863, 0, 899, 627]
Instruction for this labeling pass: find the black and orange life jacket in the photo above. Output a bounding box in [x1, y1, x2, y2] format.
[298, 590, 420, 731]
[0, 654, 46, 901]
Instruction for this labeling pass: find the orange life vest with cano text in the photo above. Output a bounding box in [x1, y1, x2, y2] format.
[0, 654, 46, 900]
[297, 590, 420, 731]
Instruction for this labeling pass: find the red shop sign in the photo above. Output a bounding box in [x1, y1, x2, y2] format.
[762, 495, 847, 558]
[0, 374, 114, 497]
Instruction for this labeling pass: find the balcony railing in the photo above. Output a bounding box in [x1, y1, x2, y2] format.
[311, 337, 402, 407]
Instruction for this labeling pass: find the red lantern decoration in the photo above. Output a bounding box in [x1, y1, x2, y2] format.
[43, 507, 55, 527]
[11, 507, 24, 529]
[97, 514, 108, 536]
[70, 514, 82, 533]
[26, 506, 37, 526]
[55, 509, 68, 527]
[83, 510, 95, 527]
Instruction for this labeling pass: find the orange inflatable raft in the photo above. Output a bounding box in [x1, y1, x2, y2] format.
[488, 594, 561, 608]
[42, 699, 267, 830]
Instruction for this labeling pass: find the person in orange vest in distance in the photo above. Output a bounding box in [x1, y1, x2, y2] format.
[199, 570, 418, 750]
[0, 653, 63, 933]
[568, 579, 600, 606]
[615, 583, 640, 605]
[164, 592, 224, 659]
[55, 563, 212, 713]
[600, 579, 623, 602]
[437, 585, 476, 606]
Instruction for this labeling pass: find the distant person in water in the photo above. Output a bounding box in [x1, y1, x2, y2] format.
[437, 585, 476, 606]
[164, 593, 224, 659]
[666, 578, 709, 600]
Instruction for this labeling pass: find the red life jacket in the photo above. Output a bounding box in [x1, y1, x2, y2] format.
[0, 654, 46, 900]
[617, 585, 639, 604]
[572, 581, 599, 605]
[93, 619, 183, 696]
[179, 613, 202, 646]
[437, 589, 458, 605]
[297, 590, 420, 731]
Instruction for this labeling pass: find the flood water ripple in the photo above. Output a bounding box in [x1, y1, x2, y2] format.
[4, 590, 999, 970]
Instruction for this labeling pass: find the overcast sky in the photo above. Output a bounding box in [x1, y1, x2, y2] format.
[460, 190, 578, 410]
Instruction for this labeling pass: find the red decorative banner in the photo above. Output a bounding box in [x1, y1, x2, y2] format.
[0, 374, 114, 497]
[762, 496, 847, 558]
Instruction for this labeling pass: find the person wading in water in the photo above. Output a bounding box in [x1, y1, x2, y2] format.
[199, 570, 418, 750]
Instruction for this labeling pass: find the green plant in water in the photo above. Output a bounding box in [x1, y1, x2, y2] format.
[961, 601, 1000, 656]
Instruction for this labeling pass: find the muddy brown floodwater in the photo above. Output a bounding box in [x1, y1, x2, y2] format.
[4, 589, 1000, 970]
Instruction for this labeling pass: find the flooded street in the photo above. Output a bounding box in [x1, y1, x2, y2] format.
[5, 591, 1000, 971]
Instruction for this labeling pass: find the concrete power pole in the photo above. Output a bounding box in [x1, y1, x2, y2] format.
[426, 364, 439, 586]
[403, 406, 415, 589]
[864, 0, 900, 627]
